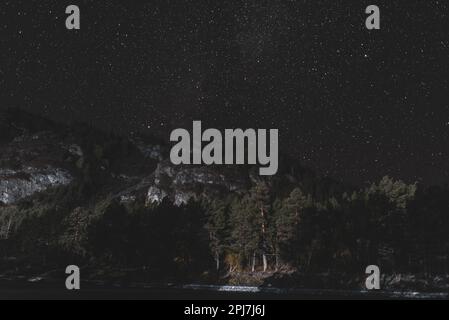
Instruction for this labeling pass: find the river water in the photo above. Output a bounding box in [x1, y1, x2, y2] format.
[0, 279, 447, 300]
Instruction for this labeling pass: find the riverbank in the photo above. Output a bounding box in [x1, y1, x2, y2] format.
[1, 277, 448, 300]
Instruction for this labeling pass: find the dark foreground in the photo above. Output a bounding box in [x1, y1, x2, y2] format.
[0, 280, 448, 300]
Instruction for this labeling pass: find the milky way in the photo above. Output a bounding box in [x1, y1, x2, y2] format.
[1, 1, 448, 185]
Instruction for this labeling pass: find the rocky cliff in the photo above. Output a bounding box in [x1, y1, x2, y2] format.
[0, 108, 273, 208]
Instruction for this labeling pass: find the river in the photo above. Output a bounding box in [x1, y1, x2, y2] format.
[0, 279, 447, 300]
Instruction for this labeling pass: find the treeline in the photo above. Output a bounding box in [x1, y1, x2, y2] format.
[2, 175, 449, 279]
[204, 176, 449, 275]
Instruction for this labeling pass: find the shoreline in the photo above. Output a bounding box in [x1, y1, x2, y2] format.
[1, 277, 448, 300]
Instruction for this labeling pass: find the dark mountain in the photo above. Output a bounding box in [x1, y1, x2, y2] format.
[0, 108, 345, 207]
[1, 108, 448, 292]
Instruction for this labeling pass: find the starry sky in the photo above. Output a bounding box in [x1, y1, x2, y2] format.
[1, 1, 448, 185]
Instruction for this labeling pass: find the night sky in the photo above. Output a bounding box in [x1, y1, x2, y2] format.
[1, 1, 448, 185]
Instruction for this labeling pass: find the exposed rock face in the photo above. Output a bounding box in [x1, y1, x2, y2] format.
[0, 167, 72, 204]
[146, 160, 249, 206]
[0, 109, 79, 205]
[0, 108, 254, 208]
[146, 186, 168, 204]
[0, 131, 75, 204]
